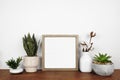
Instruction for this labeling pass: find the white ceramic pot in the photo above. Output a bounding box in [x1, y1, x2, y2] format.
[10, 68, 23, 74]
[92, 63, 114, 76]
[23, 56, 39, 72]
[80, 52, 92, 72]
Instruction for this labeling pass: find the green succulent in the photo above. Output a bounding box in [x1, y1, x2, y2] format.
[6, 57, 22, 69]
[93, 53, 112, 64]
[23, 33, 38, 56]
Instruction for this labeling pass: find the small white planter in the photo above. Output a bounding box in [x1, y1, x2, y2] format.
[80, 52, 92, 72]
[10, 68, 23, 74]
[92, 63, 114, 76]
[23, 56, 39, 72]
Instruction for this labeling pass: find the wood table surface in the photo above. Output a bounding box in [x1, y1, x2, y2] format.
[0, 69, 120, 80]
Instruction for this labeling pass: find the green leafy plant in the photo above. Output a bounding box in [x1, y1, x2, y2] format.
[23, 33, 38, 56]
[81, 31, 96, 52]
[93, 53, 112, 64]
[6, 57, 22, 69]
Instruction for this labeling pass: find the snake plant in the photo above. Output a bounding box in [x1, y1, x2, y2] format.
[23, 33, 38, 56]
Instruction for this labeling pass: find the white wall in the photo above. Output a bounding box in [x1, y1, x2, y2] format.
[0, 0, 120, 69]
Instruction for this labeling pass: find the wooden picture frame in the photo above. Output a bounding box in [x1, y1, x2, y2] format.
[42, 35, 79, 71]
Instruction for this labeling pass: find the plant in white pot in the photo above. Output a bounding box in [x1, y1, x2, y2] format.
[6, 57, 23, 74]
[92, 53, 114, 76]
[80, 31, 96, 72]
[23, 33, 39, 72]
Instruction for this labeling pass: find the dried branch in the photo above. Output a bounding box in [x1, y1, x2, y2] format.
[81, 31, 96, 52]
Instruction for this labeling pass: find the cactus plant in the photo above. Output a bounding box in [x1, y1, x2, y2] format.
[93, 53, 112, 64]
[23, 33, 38, 56]
[6, 57, 22, 69]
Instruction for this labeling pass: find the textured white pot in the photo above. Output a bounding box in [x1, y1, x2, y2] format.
[92, 63, 114, 76]
[80, 52, 92, 72]
[10, 68, 23, 74]
[23, 56, 39, 72]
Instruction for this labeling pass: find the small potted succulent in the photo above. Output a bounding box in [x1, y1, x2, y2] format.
[80, 31, 96, 72]
[23, 33, 39, 72]
[92, 53, 114, 76]
[6, 57, 23, 74]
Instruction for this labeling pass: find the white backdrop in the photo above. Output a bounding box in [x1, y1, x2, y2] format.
[0, 0, 120, 69]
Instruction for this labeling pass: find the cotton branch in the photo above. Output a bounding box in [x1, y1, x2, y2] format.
[81, 31, 96, 52]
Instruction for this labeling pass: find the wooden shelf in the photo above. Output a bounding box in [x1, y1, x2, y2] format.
[0, 69, 120, 80]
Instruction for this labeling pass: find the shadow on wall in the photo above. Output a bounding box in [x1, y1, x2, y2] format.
[78, 42, 82, 71]
[37, 38, 42, 70]
[0, 51, 2, 68]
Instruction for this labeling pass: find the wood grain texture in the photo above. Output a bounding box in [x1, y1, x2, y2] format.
[0, 69, 120, 80]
